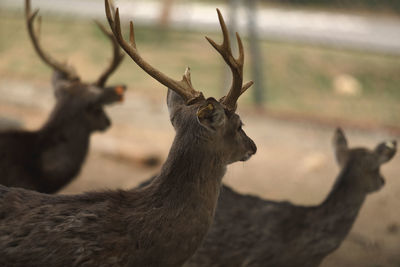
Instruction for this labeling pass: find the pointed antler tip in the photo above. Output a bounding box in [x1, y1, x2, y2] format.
[241, 81, 254, 94]
[184, 67, 191, 78]
[31, 9, 39, 18]
[216, 8, 224, 19]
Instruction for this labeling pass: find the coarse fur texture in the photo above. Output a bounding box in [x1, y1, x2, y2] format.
[181, 128, 396, 267]
[0, 90, 256, 267]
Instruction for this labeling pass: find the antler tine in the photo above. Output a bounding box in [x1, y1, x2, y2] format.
[205, 8, 253, 112]
[25, 0, 78, 80]
[104, 0, 203, 104]
[94, 21, 125, 87]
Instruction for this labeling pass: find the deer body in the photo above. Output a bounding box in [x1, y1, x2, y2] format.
[0, 135, 216, 266]
[0, 0, 126, 193]
[185, 183, 363, 267]
[0, 103, 91, 193]
[185, 129, 396, 267]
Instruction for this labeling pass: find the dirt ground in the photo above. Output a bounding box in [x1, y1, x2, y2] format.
[0, 79, 399, 267]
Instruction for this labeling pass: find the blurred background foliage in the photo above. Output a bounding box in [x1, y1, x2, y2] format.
[0, 0, 399, 128]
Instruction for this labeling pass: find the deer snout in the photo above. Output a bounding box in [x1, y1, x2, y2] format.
[379, 176, 385, 187]
[249, 139, 257, 155]
[98, 116, 112, 132]
[105, 116, 111, 127]
[241, 139, 257, 162]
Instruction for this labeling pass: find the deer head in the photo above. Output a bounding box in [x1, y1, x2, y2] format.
[105, 1, 256, 164]
[25, 0, 126, 132]
[333, 128, 397, 193]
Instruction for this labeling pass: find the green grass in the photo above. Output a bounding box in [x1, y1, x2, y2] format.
[0, 10, 399, 126]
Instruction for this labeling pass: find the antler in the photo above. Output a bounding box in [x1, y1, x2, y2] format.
[25, 0, 78, 80]
[205, 9, 253, 112]
[94, 21, 125, 87]
[105, 0, 204, 104]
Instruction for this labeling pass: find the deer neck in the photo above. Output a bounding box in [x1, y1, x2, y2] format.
[36, 103, 91, 192]
[152, 130, 226, 215]
[311, 163, 367, 240]
[40, 102, 91, 154]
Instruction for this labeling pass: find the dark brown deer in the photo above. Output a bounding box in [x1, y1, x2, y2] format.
[0, 0, 125, 194]
[0, 3, 256, 266]
[182, 128, 396, 267]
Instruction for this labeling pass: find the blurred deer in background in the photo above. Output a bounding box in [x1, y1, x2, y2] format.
[183, 128, 396, 267]
[0, 3, 256, 266]
[0, 0, 126, 193]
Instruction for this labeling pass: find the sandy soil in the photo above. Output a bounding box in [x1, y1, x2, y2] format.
[0, 79, 399, 267]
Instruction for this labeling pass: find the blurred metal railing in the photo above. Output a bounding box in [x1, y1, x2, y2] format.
[2, 0, 400, 55]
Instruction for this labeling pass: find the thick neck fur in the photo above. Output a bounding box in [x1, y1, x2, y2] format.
[310, 161, 366, 242]
[121, 116, 227, 266]
[149, 119, 226, 216]
[35, 101, 91, 193]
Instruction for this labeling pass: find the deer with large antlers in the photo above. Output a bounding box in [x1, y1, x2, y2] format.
[0, 3, 256, 266]
[182, 129, 396, 267]
[0, 0, 125, 193]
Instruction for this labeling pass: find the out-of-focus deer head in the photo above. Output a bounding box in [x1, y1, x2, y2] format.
[26, 0, 126, 131]
[333, 128, 397, 193]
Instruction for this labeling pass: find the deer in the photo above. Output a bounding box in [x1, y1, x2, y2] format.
[0, 0, 126, 194]
[181, 128, 397, 267]
[0, 2, 256, 266]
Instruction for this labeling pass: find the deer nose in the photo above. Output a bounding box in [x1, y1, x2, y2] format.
[249, 139, 257, 155]
[105, 117, 111, 127]
[380, 176, 385, 186]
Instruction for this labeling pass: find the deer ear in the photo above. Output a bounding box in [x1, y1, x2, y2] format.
[374, 141, 397, 165]
[167, 89, 185, 116]
[196, 100, 225, 131]
[333, 127, 348, 166]
[51, 72, 75, 98]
